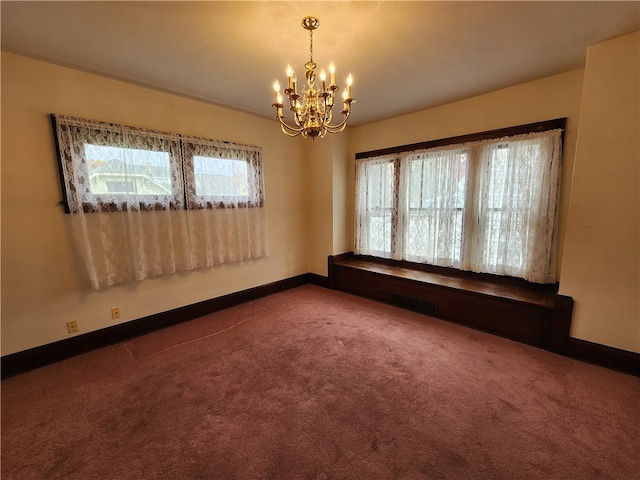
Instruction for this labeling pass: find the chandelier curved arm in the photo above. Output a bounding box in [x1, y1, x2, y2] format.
[277, 115, 304, 137]
[320, 99, 355, 133]
[322, 113, 351, 134]
[274, 107, 352, 138]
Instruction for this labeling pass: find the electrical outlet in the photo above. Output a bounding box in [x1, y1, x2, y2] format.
[111, 307, 121, 319]
[66, 321, 79, 334]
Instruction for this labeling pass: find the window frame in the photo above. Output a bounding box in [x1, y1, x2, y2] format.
[403, 147, 471, 267]
[355, 118, 566, 282]
[51, 114, 265, 214]
[181, 136, 265, 210]
[355, 118, 565, 160]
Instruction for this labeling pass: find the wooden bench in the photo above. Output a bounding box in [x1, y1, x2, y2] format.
[329, 254, 573, 352]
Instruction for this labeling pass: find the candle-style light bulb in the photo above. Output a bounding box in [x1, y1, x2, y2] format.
[346, 74, 353, 98]
[329, 62, 336, 86]
[287, 65, 293, 89]
[320, 69, 327, 91]
[273, 80, 280, 103]
[276, 93, 283, 116]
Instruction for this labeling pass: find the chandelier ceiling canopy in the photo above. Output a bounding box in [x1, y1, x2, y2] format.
[272, 16, 354, 139]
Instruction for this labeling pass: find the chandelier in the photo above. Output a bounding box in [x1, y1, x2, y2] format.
[271, 16, 354, 139]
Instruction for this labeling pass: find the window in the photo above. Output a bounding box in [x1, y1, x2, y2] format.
[355, 157, 397, 256]
[52, 115, 264, 213]
[193, 158, 248, 196]
[85, 145, 173, 196]
[355, 120, 564, 284]
[53, 116, 184, 213]
[405, 148, 469, 267]
[51, 114, 268, 289]
[182, 136, 264, 210]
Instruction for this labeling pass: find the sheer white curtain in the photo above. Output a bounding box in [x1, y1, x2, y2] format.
[354, 155, 399, 259]
[403, 147, 469, 268]
[354, 129, 563, 283]
[181, 136, 268, 266]
[464, 131, 563, 283]
[54, 115, 268, 289]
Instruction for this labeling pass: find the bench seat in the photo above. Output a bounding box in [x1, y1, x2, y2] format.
[329, 254, 572, 352]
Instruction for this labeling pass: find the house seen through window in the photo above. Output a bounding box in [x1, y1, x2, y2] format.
[85, 145, 172, 196]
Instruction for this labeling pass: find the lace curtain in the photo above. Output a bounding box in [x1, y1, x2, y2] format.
[54, 114, 268, 289]
[355, 129, 563, 283]
[353, 155, 399, 259]
[403, 146, 469, 268]
[465, 133, 562, 282]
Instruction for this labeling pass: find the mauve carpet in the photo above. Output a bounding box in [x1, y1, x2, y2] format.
[2, 285, 638, 479]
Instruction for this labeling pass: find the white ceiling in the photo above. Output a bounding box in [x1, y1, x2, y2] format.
[2, 1, 639, 127]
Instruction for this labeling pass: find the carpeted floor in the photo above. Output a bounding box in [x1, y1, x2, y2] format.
[2, 285, 638, 479]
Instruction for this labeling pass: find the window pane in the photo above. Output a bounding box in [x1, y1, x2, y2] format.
[84, 144, 172, 196]
[481, 145, 510, 266]
[193, 156, 249, 197]
[481, 142, 544, 267]
[367, 161, 395, 254]
[405, 151, 467, 266]
[475, 139, 551, 277]
[486, 145, 509, 209]
[355, 159, 396, 257]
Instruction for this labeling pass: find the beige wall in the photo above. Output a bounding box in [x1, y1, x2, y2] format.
[305, 138, 334, 275]
[559, 32, 640, 353]
[1, 52, 308, 355]
[348, 69, 586, 277]
[332, 132, 350, 256]
[305, 132, 350, 276]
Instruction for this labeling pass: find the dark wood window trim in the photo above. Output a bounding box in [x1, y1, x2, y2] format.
[352, 253, 559, 292]
[356, 118, 566, 160]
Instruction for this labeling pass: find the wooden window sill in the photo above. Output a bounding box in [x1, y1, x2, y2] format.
[333, 258, 557, 309]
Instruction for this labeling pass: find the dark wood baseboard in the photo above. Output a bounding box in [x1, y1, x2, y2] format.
[327, 252, 355, 289]
[307, 272, 331, 289]
[1, 274, 311, 379]
[565, 338, 640, 377]
[3, 266, 637, 379]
